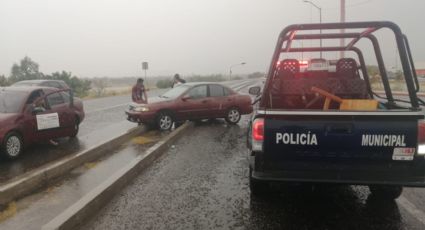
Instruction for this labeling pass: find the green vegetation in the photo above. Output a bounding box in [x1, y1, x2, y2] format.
[187, 74, 226, 82]
[0, 75, 7, 86]
[2, 56, 91, 97]
[156, 74, 227, 89]
[156, 79, 174, 89]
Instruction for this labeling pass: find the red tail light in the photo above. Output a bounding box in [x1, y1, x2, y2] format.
[418, 120, 425, 144]
[253, 118, 264, 141]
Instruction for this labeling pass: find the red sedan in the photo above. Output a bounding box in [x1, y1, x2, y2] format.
[0, 86, 85, 159]
[126, 82, 253, 130]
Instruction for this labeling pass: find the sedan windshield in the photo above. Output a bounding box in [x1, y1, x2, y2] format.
[160, 85, 190, 99]
[0, 90, 27, 113]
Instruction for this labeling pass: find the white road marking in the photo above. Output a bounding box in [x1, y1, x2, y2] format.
[398, 196, 425, 226]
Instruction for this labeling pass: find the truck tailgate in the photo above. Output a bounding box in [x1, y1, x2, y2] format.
[264, 112, 421, 163]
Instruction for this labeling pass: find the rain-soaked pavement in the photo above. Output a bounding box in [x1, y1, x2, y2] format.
[0, 130, 166, 229]
[82, 118, 425, 230]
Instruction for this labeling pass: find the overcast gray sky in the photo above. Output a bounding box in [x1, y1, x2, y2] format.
[0, 0, 424, 78]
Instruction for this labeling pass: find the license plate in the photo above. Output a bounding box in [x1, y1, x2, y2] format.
[392, 148, 415, 161]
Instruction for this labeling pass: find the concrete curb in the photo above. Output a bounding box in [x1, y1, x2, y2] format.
[42, 122, 191, 230]
[0, 125, 145, 206]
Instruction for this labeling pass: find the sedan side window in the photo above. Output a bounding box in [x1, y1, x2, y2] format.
[48, 82, 63, 89]
[187, 85, 207, 99]
[60, 92, 70, 104]
[209, 85, 224, 97]
[46, 92, 65, 107]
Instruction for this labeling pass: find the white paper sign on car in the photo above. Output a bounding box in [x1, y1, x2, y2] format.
[36, 113, 60, 130]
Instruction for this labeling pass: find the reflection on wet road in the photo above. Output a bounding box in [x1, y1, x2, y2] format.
[0, 130, 166, 230]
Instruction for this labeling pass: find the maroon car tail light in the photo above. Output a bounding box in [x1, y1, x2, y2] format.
[252, 118, 264, 152]
[417, 120, 425, 155]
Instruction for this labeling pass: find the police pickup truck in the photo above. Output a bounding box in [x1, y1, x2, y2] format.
[247, 21, 425, 200]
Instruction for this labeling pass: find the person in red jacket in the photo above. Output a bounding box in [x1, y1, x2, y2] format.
[132, 78, 148, 104]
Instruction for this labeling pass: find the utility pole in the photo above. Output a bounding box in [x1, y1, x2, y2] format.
[303, 0, 322, 59]
[229, 62, 246, 80]
[340, 0, 346, 58]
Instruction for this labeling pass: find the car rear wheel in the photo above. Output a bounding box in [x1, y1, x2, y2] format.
[368, 185, 403, 200]
[70, 117, 80, 138]
[157, 112, 173, 131]
[1, 132, 23, 159]
[249, 167, 269, 196]
[225, 107, 241, 125]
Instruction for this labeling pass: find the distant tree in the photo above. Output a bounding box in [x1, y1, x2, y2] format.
[394, 70, 404, 81]
[9, 56, 43, 83]
[366, 65, 379, 76]
[0, 75, 8, 86]
[187, 74, 225, 82]
[248, 72, 265, 79]
[156, 79, 173, 88]
[45, 71, 92, 97]
[91, 77, 108, 96]
[366, 65, 382, 85]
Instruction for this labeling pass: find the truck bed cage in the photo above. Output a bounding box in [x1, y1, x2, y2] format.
[264, 21, 423, 109]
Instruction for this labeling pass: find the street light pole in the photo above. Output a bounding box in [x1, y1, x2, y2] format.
[303, 0, 322, 58]
[229, 62, 246, 80]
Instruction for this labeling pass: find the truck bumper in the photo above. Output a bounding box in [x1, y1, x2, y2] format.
[250, 156, 425, 187]
[126, 111, 156, 124]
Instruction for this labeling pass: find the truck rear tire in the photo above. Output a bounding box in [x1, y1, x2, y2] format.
[249, 168, 268, 196]
[368, 185, 403, 200]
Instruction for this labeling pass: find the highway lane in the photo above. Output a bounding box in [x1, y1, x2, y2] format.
[82, 114, 425, 230]
[82, 83, 425, 230]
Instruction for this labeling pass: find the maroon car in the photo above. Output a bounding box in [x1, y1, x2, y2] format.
[126, 82, 253, 130]
[0, 86, 85, 159]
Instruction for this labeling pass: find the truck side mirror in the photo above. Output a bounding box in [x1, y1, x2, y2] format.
[249, 86, 261, 96]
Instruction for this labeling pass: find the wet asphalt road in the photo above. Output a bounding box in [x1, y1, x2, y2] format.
[82, 116, 425, 230]
[81, 86, 425, 229]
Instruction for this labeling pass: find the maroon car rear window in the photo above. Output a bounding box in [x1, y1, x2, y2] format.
[0, 90, 27, 113]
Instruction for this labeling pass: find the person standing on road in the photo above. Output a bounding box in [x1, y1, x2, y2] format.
[172, 74, 186, 88]
[132, 78, 148, 104]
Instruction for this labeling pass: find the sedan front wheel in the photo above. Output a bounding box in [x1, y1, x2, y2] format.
[157, 113, 173, 131]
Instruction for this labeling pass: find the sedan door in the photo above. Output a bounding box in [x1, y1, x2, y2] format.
[177, 85, 210, 119]
[44, 90, 76, 137]
[207, 84, 233, 117]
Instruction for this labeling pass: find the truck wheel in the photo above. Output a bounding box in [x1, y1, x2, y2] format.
[249, 168, 268, 196]
[369, 185, 403, 200]
[225, 108, 241, 125]
[1, 132, 23, 159]
[157, 112, 173, 131]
